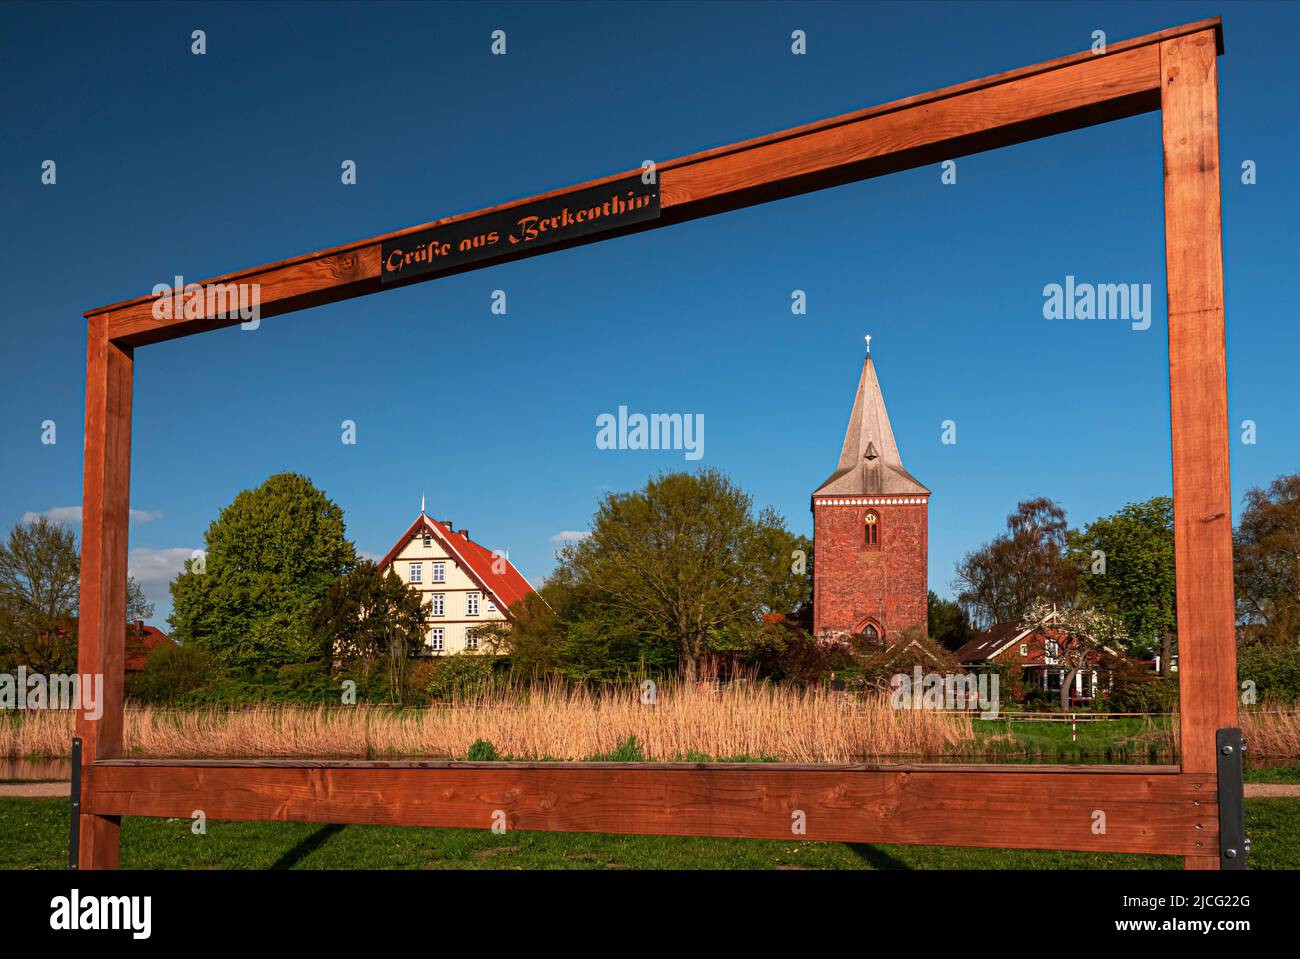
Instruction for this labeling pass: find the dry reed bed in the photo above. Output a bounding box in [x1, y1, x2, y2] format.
[1241, 707, 1300, 757]
[4, 681, 973, 762]
[6, 691, 1298, 762]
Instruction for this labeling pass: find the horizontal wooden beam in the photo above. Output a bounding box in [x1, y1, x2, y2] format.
[91, 18, 1221, 348]
[86, 761, 1215, 856]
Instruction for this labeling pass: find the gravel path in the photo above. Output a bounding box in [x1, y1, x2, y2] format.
[0, 782, 70, 798]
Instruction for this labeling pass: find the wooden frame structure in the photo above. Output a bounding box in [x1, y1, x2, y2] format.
[76, 18, 1236, 869]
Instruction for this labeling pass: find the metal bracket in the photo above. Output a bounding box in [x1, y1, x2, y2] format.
[1216, 727, 1247, 870]
[69, 736, 81, 870]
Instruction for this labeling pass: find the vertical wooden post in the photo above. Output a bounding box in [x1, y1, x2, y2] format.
[1160, 28, 1237, 871]
[75, 316, 133, 869]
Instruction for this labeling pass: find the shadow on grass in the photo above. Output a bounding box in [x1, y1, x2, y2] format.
[846, 843, 913, 870]
[270, 823, 347, 869]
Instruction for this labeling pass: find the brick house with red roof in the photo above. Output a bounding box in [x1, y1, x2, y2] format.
[375, 511, 535, 655]
[124, 620, 177, 672]
[954, 609, 1125, 705]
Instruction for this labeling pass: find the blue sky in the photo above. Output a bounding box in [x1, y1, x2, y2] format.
[1, 0, 1295, 626]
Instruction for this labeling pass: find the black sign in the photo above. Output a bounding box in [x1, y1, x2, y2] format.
[380, 174, 660, 283]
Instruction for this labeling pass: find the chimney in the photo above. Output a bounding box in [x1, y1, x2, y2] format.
[132, 619, 144, 634]
[442, 519, 453, 530]
[459, 529, 470, 540]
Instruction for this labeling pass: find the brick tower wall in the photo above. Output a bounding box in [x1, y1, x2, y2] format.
[812, 501, 928, 642]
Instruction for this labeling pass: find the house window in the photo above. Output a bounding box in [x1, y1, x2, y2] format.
[431, 594, 445, 617]
[429, 628, 444, 652]
[1019, 644, 1028, 656]
[466, 592, 480, 616]
[422, 533, 432, 548]
[864, 511, 880, 547]
[409, 563, 422, 584]
[432, 562, 445, 583]
[486, 596, 497, 612]
[465, 634, 479, 651]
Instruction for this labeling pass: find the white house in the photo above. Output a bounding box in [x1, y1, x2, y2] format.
[375, 510, 535, 655]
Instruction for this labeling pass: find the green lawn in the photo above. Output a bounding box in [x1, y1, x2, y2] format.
[3, 797, 1296, 870]
[1245, 763, 1300, 784]
[972, 717, 1174, 762]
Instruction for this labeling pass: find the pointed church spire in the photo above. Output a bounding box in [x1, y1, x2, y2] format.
[812, 343, 929, 497]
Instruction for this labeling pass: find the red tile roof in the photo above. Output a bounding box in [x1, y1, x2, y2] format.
[375, 513, 536, 614]
[124, 623, 176, 672]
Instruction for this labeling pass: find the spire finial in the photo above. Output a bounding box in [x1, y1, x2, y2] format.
[420, 493, 425, 515]
[864, 333, 872, 356]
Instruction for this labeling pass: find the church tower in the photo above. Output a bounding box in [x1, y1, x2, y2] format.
[812, 340, 928, 646]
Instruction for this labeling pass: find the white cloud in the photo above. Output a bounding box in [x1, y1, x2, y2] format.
[128, 547, 200, 586]
[21, 506, 84, 524]
[550, 530, 590, 544]
[21, 505, 161, 525]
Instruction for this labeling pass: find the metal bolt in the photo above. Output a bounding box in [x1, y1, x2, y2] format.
[1221, 744, 1234, 755]
[1225, 848, 1238, 859]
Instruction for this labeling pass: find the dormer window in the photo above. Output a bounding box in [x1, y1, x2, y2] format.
[864, 511, 880, 547]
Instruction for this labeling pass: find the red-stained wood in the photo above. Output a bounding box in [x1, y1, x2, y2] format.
[88, 23, 1230, 348]
[85, 762, 1214, 856]
[92, 758, 1182, 773]
[1161, 28, 1237, 871]
[75, 315, 133, 869]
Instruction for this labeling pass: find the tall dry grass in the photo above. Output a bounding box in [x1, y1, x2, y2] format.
[1241, 707, 1300, 757]
[3, 678, 974, 763]
[8, 689, 1296, 763]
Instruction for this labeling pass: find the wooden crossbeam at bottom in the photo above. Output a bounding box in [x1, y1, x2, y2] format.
[85, 760, 1215, 857]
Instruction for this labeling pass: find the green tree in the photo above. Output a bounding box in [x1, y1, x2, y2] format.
[0, 517, 153, 673]
[474, 566, 677, 683]
[169, 473, 357, 672]
[1235, 472, 1300, 644]
[0, 517, 79, 672]
[126, 642, 214, 704]
[1068, 496, 1176, 659]
[496, 470, 806, 681]
[953, 497, 1076, 628]
[312, 560, 426, 702]
[927, 591, 975, 652]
